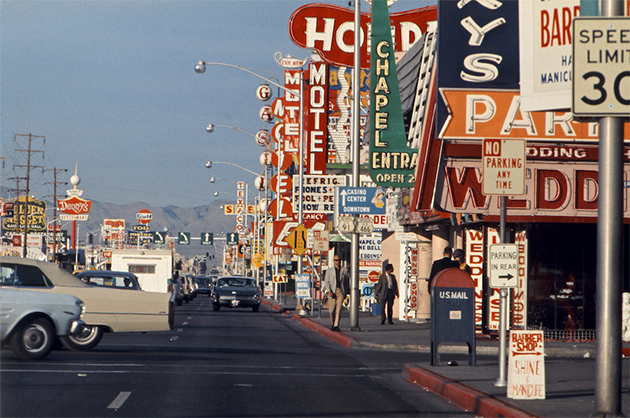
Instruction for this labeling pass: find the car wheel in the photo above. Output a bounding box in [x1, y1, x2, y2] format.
[212, 303, 220, 311]
[60, 325, 103, 351]
[252, 305, 260, 312]
[10, 317, 54, 360]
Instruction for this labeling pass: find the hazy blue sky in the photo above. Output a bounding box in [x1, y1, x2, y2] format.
[1, 0, 434, 208]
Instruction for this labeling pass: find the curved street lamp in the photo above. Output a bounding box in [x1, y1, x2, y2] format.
[195, 61, 296, 98]
[205, 160, 259, 177]
[207, 123, 253, 138]
[213, 191, 237, 198]
[210, 176, 237, 185]
[206, 123, 270, 148]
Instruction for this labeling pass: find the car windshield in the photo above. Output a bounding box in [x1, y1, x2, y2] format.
[217, 278, 256, 288]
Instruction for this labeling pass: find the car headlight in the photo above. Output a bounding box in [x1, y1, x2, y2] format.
[76, 300, 86, 314]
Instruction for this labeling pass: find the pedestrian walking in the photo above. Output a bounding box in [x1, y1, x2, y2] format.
[374, 264, 399, 325]
[453, 248, 473, 275]
[322, 255, 349, 331]
[428, 246, 459, 293]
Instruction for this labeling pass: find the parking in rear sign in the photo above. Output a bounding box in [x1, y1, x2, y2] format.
[489, 244, 518, 288]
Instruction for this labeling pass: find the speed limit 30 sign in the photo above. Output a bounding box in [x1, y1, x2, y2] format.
[572, 17, 630, 116]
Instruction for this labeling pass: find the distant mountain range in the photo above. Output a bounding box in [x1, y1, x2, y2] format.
[1, 188, 237, 258]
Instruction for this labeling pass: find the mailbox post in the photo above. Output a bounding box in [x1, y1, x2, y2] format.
[430, 268, 476, 366]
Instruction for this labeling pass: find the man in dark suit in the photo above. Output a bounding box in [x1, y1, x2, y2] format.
[374, 264, 399, 325]
[428, 246, 459, 293]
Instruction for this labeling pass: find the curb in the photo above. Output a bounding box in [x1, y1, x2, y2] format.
[298, 317, 356, 348]
[262, 300, 356, 348]
[403, 365, 538, 418]
[262, 300, 613, 358]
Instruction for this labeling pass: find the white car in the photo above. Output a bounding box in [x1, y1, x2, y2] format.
[0, 257, 174, 351]
[0, 287, 85, 360]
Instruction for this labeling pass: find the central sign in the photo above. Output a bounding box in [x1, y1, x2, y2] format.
[482, 139, 525, 196]
[336, 187, 387, 215]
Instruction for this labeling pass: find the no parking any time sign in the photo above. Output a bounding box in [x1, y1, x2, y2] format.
[482, 139, 525, 196]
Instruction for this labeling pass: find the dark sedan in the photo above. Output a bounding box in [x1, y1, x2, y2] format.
[76, 271, 141, 290]
[193, 276, 213, 295]
[211, 276, 261, 312]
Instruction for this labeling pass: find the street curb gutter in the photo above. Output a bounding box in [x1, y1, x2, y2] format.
[298, 317, 356, 348]
[403, 365, 538, 418]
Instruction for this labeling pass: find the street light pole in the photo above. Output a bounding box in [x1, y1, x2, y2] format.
[349, 0, 361, 331]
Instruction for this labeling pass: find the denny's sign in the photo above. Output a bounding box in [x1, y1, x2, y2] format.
[58, 196, 92, 221]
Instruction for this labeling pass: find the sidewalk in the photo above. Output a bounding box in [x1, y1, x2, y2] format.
[262, 297, 630, 418]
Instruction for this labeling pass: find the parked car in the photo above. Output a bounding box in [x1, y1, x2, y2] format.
[75, 270, 141, 290]
[211, 276, 261, 312]
[193, 276, 212, 295]
[180, 275, 192, 303]
[0, 287, 85, 360]
[0, 257, 174, 351]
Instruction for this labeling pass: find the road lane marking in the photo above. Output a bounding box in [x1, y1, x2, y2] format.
[182, 322, 188, 325]
[176, 328, 183, 332]
[107, 391, 132, 409]
[0, 369, 368, 378]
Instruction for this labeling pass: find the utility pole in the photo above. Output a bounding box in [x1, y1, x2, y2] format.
[13, 134, 45, 257]
[45, 168, 68, 262]
[7, 177, 26, 251]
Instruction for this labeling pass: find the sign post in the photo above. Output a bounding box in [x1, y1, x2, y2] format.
[573, 4, 628, 415]
[481, 138, 526, 388]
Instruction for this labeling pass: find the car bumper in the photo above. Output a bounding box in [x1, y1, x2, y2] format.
[213, 296, 261, 308]
[70, 320, 86, 335]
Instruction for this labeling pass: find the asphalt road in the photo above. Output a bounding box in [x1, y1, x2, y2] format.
[1, 297, 471, 417]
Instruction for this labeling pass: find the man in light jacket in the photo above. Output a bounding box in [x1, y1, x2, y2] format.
[322, 255, 349, 331]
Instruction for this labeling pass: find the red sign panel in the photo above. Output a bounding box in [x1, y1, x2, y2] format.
[58, 196, 92, 215]
[289, 4, 437, 68]
[305, 62, 328, 175]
